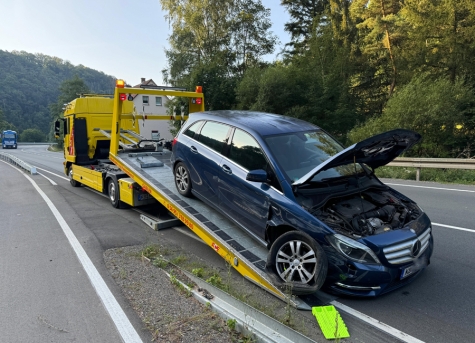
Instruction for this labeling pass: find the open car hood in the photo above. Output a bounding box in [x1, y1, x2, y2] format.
[293, 129, 421, 186]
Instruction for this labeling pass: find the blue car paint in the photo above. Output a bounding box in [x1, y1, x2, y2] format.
[172, 111, 433, 296]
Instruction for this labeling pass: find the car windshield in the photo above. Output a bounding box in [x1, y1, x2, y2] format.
[4, 133, 15, 139]
[265, 130, 364, 183]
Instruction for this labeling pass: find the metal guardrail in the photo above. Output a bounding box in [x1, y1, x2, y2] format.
[17, 142, 56, 145]
[0, 151, 37, 174]
[387, 157, 475, 181]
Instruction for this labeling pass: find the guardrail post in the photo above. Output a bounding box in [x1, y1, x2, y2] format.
[416, 167, 421, 182]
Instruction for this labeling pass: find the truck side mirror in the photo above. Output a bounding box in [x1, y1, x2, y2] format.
[54, 120, 61, 139]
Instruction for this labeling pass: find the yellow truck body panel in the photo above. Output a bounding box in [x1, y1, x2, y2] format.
[71, 164, 103, 192]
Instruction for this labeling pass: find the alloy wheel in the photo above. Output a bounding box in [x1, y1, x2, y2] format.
[275, 240, 317, 284]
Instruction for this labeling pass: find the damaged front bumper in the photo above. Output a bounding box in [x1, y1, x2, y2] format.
[324, 234, 434, 297]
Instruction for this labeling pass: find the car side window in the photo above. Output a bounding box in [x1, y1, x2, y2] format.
[198, 121, 230, 153]
[229, 129, 267, 171]
[183, 121, 203, 139]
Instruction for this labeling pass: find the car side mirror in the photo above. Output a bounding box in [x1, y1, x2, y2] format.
[54, 120, 61, 139]
[246, 169, 268, 183]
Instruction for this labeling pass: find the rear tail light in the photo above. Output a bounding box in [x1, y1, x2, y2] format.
[172, 138, 178, 148]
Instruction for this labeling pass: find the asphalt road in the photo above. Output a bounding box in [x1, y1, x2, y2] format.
[0, 146, 151, 343]
[0, 157, 147, 342]
[338, 179, 475, 343]
[4, 145, 475, 342]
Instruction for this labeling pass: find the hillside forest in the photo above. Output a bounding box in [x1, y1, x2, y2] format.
[1, 0, 475, 158]
[0, 50, 115, 141]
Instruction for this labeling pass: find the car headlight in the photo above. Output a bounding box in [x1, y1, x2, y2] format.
[327, 234, 381, 264]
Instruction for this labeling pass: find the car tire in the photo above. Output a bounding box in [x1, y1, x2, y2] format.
[266, 231, 327, 295]
[108, 178, 127, 209]
[174, 162, 192, 197]
[68, 167, 81, 187]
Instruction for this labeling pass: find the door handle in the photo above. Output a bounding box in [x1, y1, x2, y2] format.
[190, 146, 198, 153]
[222, 164, 232, 174]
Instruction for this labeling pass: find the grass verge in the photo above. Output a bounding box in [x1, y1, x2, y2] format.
[137, 245, 318, 340]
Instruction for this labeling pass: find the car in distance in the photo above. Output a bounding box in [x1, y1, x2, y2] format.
[171, 110, 433, 296]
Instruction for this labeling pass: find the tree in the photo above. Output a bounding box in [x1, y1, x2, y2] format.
[230, 0, 278, 75]
[348, 74, 475, 157]
[0, 108, 17, 132]
[160, 0, 234, 85]
[350, 0, 405, 107]
[401, 0, 475, 83]
[160, 0, 276, 92]
[50, 75, 90, 121]
[281, 0, 328, 55]
[19, 128, 46, 142]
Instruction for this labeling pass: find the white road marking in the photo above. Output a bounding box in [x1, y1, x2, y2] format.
[2, 161, 143, 343]
[36, 167, 69, 181]
[385, 183, 475, 193]
[38, 172, 57, 185]
[432, 222, 474, 233]
[331, 300, 425, 343]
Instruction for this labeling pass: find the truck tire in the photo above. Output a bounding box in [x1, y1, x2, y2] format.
[108, 178, 127, 209]
[68, 167, 81, 187]
[266, 231, 327, 295]
[174, 162, 192, 197]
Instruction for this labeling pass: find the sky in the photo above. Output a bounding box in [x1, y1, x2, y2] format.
[0, 0, 291, 86]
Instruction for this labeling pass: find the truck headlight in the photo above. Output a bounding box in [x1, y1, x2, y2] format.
[327, 234, 381, 264]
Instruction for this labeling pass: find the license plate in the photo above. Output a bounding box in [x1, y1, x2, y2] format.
[401, 266, 416, 279]
[138, 193, 152, 201]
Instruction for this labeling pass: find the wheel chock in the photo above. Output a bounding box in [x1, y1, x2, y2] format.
[312, 305, 350, 340]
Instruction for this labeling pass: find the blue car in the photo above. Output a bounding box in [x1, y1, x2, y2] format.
[171, 111, 433, 296]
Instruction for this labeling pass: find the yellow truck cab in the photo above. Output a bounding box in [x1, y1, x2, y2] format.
[60, 96, 137, 172]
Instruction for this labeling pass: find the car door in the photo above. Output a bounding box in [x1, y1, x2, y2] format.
[218, 128, 278, 239]
[186, 121, 231, 206]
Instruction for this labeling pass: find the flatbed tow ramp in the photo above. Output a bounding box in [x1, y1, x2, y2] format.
[108, 84, 310, 310]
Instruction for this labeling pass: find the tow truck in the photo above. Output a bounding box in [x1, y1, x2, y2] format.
[54, 81, 309, 310]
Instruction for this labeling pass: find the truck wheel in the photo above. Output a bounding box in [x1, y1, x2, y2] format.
[108, 178, 128, 209]
[68, 167, 81, 187]
[266, 231, 327, 295]
[174, 162, 192, 197]
[108, 178, 121, 208]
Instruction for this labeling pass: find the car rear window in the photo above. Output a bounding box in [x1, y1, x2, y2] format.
[183, 121, 203, 138]
[198, 121, 230, 153]
[229, 129, 267, 171]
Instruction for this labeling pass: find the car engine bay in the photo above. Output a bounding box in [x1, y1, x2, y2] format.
[307, 189, 422, 238]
